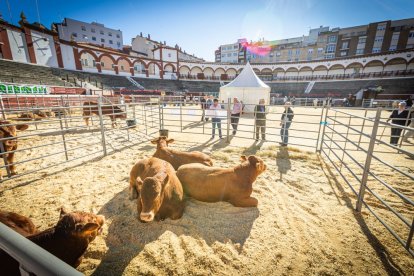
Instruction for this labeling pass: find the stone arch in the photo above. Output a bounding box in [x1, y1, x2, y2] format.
[164, 63, 176, 73]
[179, 65, 191, 75]
[384, 57, 407, 72]
[226, 68, 237, 78]
[345, 62, 363, 74]
[98, 53, 116, 64]
[116, 56, 132, 67]
[117, 58, 131, 74]
[190, 66, 203, 75]
[328, 64, 345, 75]
[273, 67, 285, 77]
[100, 55, 116, 72]
[147, 61, 163, 77]
[364, 60, 384, 73]
[79, 51, 98, 70]
[203, 67, 214, 78]
[313, 65, 328, 76]
[132, 59, 147, 74]
[408, 57, 414, 71]
[253, 68, 260, 74]
[285, 67, 299, 77]
[298, 66, 312, 77]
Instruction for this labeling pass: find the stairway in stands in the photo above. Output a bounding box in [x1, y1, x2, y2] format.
[304, 81, 316, 94]
[126, 76, 145, 90]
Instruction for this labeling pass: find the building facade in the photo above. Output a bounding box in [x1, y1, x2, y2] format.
[216, 18, 414, 64]
[55, 18, 123, 50]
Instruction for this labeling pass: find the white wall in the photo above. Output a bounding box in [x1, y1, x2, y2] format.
[31, 31, 58, 67]
[162, 48, 177, 63]
[7, 29, 29, 63]
[61, 44, 76, 70]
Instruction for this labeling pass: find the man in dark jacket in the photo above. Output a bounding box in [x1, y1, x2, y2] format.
[280, 102, 294, 146]
[200, 95, 207, 121]
[254, 99, 267, 141]
[387, 101, 410, 145]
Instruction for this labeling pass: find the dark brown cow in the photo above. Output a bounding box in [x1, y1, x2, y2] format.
[0, 208, 105, 275]
[129, 157, 185, 222]
[0, 120, 29, 179]
[151, 136, 213, 170]
[82, 101, 126, 128]
[18, 109, 54, 121]
[176, 155, 267, 207]
[0, 211, 38, 236]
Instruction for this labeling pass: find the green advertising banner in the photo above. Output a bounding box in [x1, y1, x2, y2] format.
[0, 83, 48, 94]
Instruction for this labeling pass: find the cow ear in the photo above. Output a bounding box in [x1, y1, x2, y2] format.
[167, 139, 174, 144]
[16, 124, 29, 131]
[77, 222, 100, 236]
[163, 174, 170, 186]
[150, 138, 158, 144]
[240, 155, 247, 162]
[59, 207, 68, 218]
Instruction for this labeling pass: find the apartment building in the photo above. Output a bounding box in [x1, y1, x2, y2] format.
[55, 18, 123, 50]
[216, 18, 414, 63]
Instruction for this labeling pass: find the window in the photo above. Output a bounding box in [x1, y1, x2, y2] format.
[92, 36, 96, 41]
[328, 35, 337, 43]
[101, 62, 105, 67]
[340, 51, 347, 56]
[392, 32, 400, 41]
[372, 47, 381, 53]
[116, 34, 120, 38]
[227, 53, 231, 57]
[307, 56, 312, 61]
[341, 41, 349, 49]
[91, 28, 95, 33]
[101, 38, 105, 42]
[82, 34, 88, 39]
[109, 40, 113, 44]
[81, 26, 86, 31]
[121, 65, 124, 70]
[112, 64, 115, 69]
[377, 23, 386, 31]
[358, 37, 366, 44]
[308, 49, 314, 54]
[389, 46, 397, 51]
[72, 32, 77, 38]
[374, 36, 383, 42]
[356, 49, 364, 55]
[234, 45, 238, 49]
[288, 50, 292, 56]
[108, 32, 112, 37]
[326, 44, 335, 53]
[92, 60, 96, 67]
[325, 54, 335, 59]
[233, 53, 237, 56]
[221, 54, 225, 58]
[295, 49, 300, 55]
[317, 48, 323, 53]
[117, 42, 121, 47]
[100, 30, 104, 35]
[409, 31, 414, 38]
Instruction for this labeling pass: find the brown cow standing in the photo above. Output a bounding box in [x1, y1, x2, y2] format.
[0, 208, 105, 275]
[176, 155, 267, 207]
[0, 211, 38, 236]
[151, 136, 213, 170]
[129, 157, 185, 222]
[82, 101, 126, 128]
[0, 120, 29, 179]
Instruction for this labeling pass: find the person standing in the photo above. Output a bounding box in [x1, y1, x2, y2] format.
[231, 97, 242, 135]
[313, 98, 318, 108]
[280, 102, 294, 146]
[387, 101, 410, 146]
[210, 98, 223, 139]
[402, 106, 414, 142]
[254, 99, 267, 141]
[200, 95, 207, 121]
[205, 95, 213, 121]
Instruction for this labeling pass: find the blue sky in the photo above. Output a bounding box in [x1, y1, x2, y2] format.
[1, 0, 413, 61]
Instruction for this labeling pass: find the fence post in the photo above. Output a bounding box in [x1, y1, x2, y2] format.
[358, 109, 368, 148]
[180, 102, 183, 132]
[0, 96, 6, 120]
[58, 113, 69, 161]
[97, 97, 107, 156]
[356, 108, 381, 212]
[60, 95, 69, 129]
[0, 141, 12, 178]
[143, 104, 148, 136]
[317, 105, 329, 152]
[226, 98, 231, 143]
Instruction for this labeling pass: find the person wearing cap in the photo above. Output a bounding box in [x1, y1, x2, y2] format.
[230, 97, 242, 135]
[280, 102, 294, 146]
[387, 101, 410, 146]
[254, 99, 267, 141]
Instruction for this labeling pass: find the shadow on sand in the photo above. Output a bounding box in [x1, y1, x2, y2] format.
[93, 188, 259, 275]
[276, 146, 291, 180]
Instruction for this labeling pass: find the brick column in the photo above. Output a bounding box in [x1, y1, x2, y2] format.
[23, 27, 36, 64]
[54, 37, 64, 68]
[159, 47, 164, 79]
[130, 67, 135, 76]
[0, 27, 12, 59]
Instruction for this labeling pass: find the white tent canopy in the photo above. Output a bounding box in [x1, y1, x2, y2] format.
[219, 62, 271, 112]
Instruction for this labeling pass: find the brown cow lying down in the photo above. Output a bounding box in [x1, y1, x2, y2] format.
[0, 120, 29, 179]
[129, 157, 185, 222]
[176, 155, 267, 207]
[0, 211, 38, 236]
[82, 101, 127, 128]
[0, 208, 105, 275]
[18, 110, 54, 121]
[151, 136, 213, 170]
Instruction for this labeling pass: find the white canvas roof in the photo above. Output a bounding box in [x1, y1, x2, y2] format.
[221, 62, 270, 88]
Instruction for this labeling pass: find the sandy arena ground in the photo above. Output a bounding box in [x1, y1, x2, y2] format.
[0, 105, 413, 275]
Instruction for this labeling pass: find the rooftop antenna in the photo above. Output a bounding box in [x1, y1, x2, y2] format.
[35, 0, 41, 25]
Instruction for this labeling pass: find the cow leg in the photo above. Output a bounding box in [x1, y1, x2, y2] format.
[84, 117, 89, 126]
[110, 116, 115, 128]
[7, 152, 16, 175]
[129, 176, 139, 200]
[229, 196, 258, 207]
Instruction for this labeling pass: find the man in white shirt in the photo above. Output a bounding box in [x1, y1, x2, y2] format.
[210, 98, 223, 139]
[231, 97, 242, 135]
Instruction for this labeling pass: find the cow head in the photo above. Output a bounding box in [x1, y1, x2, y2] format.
[240, 155, 267, 176]
[150, 136, 174, 148]
[56, 208, 105, 242]
[139, 175, 168, 222]
[0, 121, 29, 150]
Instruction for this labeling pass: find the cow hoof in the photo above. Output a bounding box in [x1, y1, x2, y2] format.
[10, 172, 17, 176]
